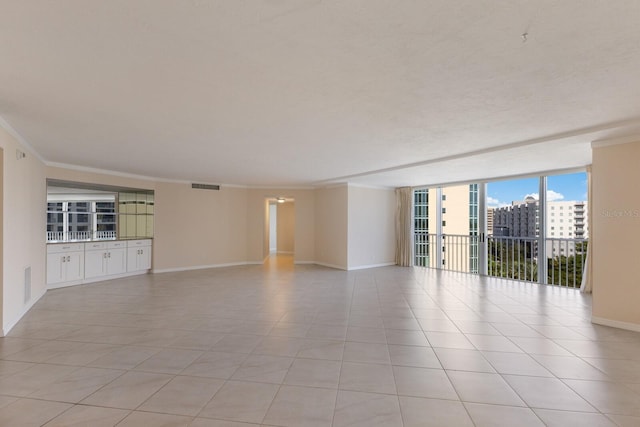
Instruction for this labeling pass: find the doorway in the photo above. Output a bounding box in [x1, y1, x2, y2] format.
[265, 197, 295, 270]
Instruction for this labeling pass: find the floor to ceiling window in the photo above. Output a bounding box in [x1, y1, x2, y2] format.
[413, 184, 479, 273]
[415, 171, 588, 288]
[487, 177, 540, 283]
[545, 172, 589, 287]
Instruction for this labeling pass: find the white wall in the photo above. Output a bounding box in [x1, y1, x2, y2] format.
[269, 203, 277, 252]
[347, 185, 396, 269]
[315, 185, 348, 269]
[0, 147, 3, 328]
[591, 140, 640, 330]
[153, 182, 249, 271]
[1, 127, 47, 335]
[263, 198, 270, 261]
[277, 202, 295, 253]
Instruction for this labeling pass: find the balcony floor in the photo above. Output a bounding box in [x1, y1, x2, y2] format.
[1, 264, 639, 426]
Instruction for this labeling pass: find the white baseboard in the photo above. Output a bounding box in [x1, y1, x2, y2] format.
[153, 262, 252, 274]
[312, 261, 348, 271]
[48, 270, 149, 289]
[47, 279, 84, 289]
[348, 262, 396, 271]
[591, 316, 640, 333]
[294, 261, 396, 271]
[155, 259, 396, 274]
[3, 288, 47, 336]
[81, 271, 148, 285]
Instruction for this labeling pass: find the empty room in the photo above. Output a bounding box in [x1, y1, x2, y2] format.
[2, 1, 640, 426]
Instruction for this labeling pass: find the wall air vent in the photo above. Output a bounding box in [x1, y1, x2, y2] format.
[192, 183, 220, 191]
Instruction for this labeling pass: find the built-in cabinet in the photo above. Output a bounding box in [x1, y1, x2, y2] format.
[47, 239, 152, 288]
[46, 243, 85, 286]
[85, 241, 128, 279]
[127, 239, 152, 272]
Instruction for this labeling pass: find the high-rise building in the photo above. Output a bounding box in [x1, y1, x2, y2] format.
[414, 184, 479, 272]
[492, 196, 539, 238]
[547, 201, 589, 239]
[492, 198, 589, 240]
[546, 200, 589, 258]
[492, 197, 588, 260]
[487, 208, 494, 236]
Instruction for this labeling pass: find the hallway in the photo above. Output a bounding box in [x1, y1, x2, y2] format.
[263, 254, 295, 272]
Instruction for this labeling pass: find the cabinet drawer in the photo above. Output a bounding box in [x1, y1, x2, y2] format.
[127, 239, 152, 248]
[47, 243, 84, 253]
[107, 241, 127, 249]
[85, 242, 107, 250]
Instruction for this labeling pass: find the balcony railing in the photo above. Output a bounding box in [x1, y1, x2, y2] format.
[415, 233, 479, 273]
[442, 234, 479, 273]
[488, 236, 539, 283]
[546, 238, 587, 288]
[415, 233, 587, 288]
[46, 230, 117, 243]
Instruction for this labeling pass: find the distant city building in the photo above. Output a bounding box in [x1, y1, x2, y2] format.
[546, 200, 589, 257]
[547, 200, 589, 239]
[492, 225, 510, 237]
[492, 197, 588, 240]
[491, 197, 588, 258]
[492, 196, 539, 238]
[487, 208, 494, 236]
[414, 184, 479, 272]
[415, 186, 589, 271]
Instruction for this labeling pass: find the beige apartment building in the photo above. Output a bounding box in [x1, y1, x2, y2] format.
[414, 184, 478, 272]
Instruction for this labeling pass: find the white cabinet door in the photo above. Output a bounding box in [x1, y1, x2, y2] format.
[47, 243, 85, 286]
[46, 254, 65, 285]
[138, 246, 152, 270]
[47, 251, 84, 284]
[107, 248, 127, 275]
[65, 251, 85, 282]
[127, 246, 152, 272]
[126, 240, 152, 272]
[85, 250, 106, 279]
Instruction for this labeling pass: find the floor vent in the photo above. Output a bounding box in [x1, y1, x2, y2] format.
[24, 266, 31, 303]
[192, 183, 220, 191]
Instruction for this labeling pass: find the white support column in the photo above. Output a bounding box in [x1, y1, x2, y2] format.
[62, 201, 69, 242]
[435, 187, 443, 269]
[478, 183, 488, 276]
[91, 201, 98, 240]
[538, 176, 548, 284]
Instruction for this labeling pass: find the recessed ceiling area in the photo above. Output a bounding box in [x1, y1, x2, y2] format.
[1, 1, 640, 187]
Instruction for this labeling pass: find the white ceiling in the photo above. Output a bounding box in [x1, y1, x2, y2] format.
[2, 1, 640, 188]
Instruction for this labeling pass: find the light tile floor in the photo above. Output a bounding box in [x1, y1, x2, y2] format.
[1, 259, 640, 426]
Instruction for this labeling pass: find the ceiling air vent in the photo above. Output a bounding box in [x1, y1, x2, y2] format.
[192, 183, 220, 191]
